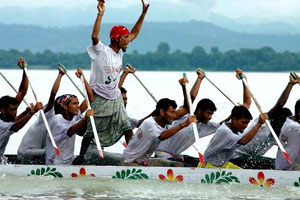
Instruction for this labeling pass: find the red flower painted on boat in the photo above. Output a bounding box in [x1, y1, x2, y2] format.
[71, 168, 95, 178]
[249, 171, 275, 187]
[159, 169, 183, 182]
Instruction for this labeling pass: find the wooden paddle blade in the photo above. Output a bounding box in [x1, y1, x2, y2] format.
[283, 152, 292, 164]
[54, 148, 61, 157]
[198, 152, 205, 166]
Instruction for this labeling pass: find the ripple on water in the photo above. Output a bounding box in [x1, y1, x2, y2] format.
[0, 175, 299, 199]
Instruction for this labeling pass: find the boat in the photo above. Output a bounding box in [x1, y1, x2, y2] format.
[1, 155, 300, 188]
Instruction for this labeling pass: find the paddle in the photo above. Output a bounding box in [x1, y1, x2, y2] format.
[126, 64, 158, 103]
[79, 73, 104, 158]
[22, 62, 61, 157]
[183, 73, 205, 166]
[199, 68, 237, 106]
[239, 74, 292, 164]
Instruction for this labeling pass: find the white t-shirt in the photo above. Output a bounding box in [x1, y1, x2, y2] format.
[45, 108, 81, 165]
[234, 117, 276, 158]
[275, 117, 300, 170]
[0, 119, 15, 156]
[17, 112, 47, 157]
[129, 117, 139, 129]
[87, 41, 124, 100]
[204, 122, 242, 166]
[156, 114, 219, 158]
[123, 117, 164, 164]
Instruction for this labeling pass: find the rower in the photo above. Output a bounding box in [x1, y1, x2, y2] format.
[198, 69, 268, 169]
[0, 58, 43, 163]
[122, 77, 196, 167]
[231, 73, 299, 169]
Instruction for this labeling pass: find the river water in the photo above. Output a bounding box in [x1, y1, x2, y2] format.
[1, 69, 300, 199]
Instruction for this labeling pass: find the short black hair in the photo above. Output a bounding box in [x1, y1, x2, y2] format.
[194, 98, 217, 114]
[231, 105, 253, 120]
[154, 98, 177, 116]
[120, 87, 127, 94]
[0, 96, 19, 109]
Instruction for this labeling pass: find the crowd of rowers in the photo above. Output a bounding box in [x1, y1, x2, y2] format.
[1, 58, 300, 171]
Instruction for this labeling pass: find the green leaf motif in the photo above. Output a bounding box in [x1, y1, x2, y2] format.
[294, 182, 299, 187]
[28, 167, 63, 178]
[112, 168, 149, 180]
[200, 171, 240, 185]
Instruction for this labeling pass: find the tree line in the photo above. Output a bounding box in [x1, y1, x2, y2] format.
[1, 42, 300, 71]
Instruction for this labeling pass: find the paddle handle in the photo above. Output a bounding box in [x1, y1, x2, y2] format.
[205, 76, 237, 106]
[240, 77, 292, 164]
[23, 64, 61, 157]
[126, 64, 158, 103]
[183, 73, 205, 165]
[80, 76, 104, 158]
[290, 72, 300, 86]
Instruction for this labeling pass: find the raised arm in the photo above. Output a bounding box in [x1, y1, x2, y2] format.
[190, 69, 205, 103]
[174, 77, 189, 120]
[91, 1, 105, 45]
[236, 68, 251, 109]
[127, 0, 150, 42]
[75, 68, 94, 113]
[268, 73, 299, 116]
[119, 64, 136, 89]
[15, 58, 28, 105]
[44, 65, 66, 113]
[238, 113, 268, 145]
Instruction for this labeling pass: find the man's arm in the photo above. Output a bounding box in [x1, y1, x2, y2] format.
[44, 65, 66, 113]
[238, 113, 268, 145]
[15, 58, 28, 105]
[91, 2, 105, 45]
[268, 73, 299, 116]
[127, 0, 149, 42]
[119, 64, 136, 89]
[67, 109, 94, 137]
[10, 102, 43, 132]
[75, 68, 94, 113]
[174, 77, 189, 120]
[236, 68, 251, 109]
[190, 69, 205, 103]
[158, 115, 197, 140]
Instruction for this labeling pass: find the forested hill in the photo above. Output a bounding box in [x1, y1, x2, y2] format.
[2, 21, 300, 54]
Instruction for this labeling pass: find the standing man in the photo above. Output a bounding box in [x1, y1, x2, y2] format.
[79, 0, 150, 159]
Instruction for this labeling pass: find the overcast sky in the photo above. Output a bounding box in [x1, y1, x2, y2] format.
[1, 0, 300, 25]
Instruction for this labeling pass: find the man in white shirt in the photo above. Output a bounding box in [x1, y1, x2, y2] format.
[78, 0, 150, 160]
[276, 100, 300, 170]
[231, 73, 299, 169]
[0, 58, 43, 163]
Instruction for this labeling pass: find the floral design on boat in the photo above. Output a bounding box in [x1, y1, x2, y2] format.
[159, 169, 183, 182]
[71, 168, 95, 178]
[293, 177, 300, 187]
[249, 171, 275, 187]
[112, 168, 149, 179]
[200, 171, 240, 184]
[28, 167, 63, 178]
